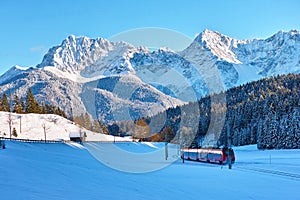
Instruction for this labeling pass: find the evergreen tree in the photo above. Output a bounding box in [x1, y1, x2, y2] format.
[20, 99, 26, 113]
[108, 123, 119, 136]
[54, 106, 67, 118]
[13, 95, 23, 113]
[83, 113, 92, 130]
[25, 89, 40, 113]
[69, 108, 74, 122]
[40, 102, 47, 114]
[92, 119, 101, 133]
[100, 121, 109, 135]
[12, 127, 18, 138]
[1, 93, 10, 112]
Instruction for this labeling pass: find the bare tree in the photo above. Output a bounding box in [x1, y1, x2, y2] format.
[42, 121, 50, 142]
[7, 112, 13, 139]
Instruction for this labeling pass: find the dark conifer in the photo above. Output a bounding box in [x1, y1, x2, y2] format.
[25, 89, 40, 113]
[1, 93, 10, 112]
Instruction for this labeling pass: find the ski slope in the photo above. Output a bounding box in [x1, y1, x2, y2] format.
[0, 141, 299, 200]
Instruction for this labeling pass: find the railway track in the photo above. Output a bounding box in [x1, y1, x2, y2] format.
[236, 165, 300, 181]
[180, 159, 300, 181]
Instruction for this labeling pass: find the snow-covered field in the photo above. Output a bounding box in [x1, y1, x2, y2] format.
[0, 141, 299, 200]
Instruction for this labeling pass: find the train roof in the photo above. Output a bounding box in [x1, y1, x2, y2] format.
[182, 148, 225, 154]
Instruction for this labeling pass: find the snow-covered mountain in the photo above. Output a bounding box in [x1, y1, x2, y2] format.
[190, 29, 300, 85]
[36, 35, 139, 82]
[0, 29, 299, 122]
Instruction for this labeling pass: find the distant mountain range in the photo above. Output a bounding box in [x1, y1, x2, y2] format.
[0, 29, 299, 122]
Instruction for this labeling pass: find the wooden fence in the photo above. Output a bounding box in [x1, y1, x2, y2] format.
[0, 137, 64, 143]
[0, 137, 133, 144]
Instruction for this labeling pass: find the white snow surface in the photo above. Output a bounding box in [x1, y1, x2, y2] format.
[0, 111, 130, 142]
[0, 141, 299, 199]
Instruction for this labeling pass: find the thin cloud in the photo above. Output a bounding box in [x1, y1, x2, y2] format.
[29, 46, 47, 52]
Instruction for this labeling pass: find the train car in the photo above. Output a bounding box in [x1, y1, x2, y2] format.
[181, 147, 235, 165]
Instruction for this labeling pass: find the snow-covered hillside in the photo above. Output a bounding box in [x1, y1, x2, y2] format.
[0, 142, 299, 199]
[0, 111, 130, 142]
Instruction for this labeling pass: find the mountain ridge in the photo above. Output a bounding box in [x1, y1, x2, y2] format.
[0, 29, 299, 123]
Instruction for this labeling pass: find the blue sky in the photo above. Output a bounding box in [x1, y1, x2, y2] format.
[1, 0, 300, 75]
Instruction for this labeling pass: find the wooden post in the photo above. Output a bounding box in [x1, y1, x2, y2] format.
[165, 142, 168, 160]
[20, 116, 22, 134]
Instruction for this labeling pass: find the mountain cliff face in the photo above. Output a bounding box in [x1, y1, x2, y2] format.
[0, 29, 299, 122]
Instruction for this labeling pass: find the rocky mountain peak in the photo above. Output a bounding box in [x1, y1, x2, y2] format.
[192, 29, 245, 64]
[37, 35, 133, 74]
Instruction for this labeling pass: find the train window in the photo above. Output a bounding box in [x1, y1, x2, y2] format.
[200, 153, 207, 159]
[208, 153, 222, 160]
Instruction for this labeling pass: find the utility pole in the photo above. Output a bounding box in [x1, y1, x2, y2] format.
[165, 132, 169, 160]
[165, 142, 169, 160]
[19, 116, 22, 134]
[179, 130, 184, 163]
[227, 123, 232, 169]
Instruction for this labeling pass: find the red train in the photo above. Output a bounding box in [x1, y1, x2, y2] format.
[181, 147, 235, 165]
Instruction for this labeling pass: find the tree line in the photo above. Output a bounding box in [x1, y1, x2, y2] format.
[3, 73, 298, 147]
[72, 113, 109, 134]
[113, 73, 299, 149]
[0, 88, 111, 135]
[0, 88, 67, 118]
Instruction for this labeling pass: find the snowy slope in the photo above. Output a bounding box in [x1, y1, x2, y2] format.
[0, 65, 33, 85]
[90, 74, 183, 121]
[0, 111, 130, 142]
[0, 142, 299, 200]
